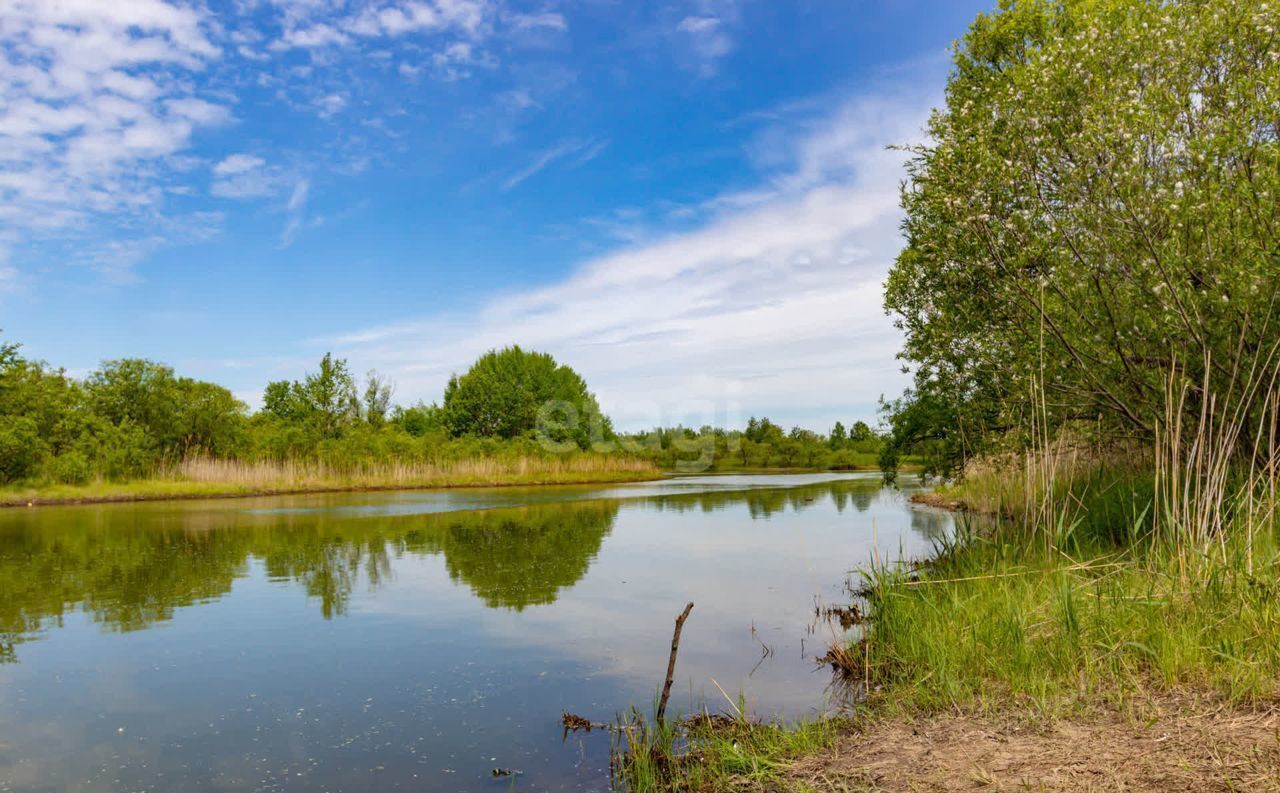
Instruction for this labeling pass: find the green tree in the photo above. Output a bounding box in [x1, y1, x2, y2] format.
[442, 346, 610, 449]
[362, 370, 394, 428]
[175, 380, 247, 456]
[829, 421, 848, 449]
[85, 359, 182, 449]
[391, 402, 444, 437]
[0, 416, 42, 482]
[85, 359, 245, 460]
[262, 353, 358, 440]
[883, 0, 1280, 476]
[849, 421, 874, 444]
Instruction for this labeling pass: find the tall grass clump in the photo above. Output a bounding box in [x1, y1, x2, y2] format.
[854, 353, 1280, 713]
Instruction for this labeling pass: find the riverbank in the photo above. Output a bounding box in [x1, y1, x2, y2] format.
[618, 468, 1280, 791]
[783, 692, 1280, 791]
[0, 455, 663, 508]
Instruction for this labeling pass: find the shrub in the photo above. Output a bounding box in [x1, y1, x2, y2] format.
[49, 451, 92, 485]
[0, 415, 42, 482]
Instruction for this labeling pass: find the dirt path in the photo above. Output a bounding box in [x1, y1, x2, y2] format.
[782, 695, 1280, 792]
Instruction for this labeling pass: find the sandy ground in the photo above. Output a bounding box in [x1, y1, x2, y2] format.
[780, 694, 1280, 792]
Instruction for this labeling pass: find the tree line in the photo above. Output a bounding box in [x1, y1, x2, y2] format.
[0, 340, 881, 485]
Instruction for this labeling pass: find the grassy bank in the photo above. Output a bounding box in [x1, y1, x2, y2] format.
[0, 454, 663, 507]
[614, 454, 1280, 791]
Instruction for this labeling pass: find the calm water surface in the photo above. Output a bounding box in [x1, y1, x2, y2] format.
[0, 473, 951, 792]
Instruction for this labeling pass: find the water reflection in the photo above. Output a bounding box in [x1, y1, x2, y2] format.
[0, 501, 623, 658]
[0, 474, 950, 792]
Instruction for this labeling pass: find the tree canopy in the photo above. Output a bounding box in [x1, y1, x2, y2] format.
[882, 0, 1280, 476]
[442, 346, 611, 449]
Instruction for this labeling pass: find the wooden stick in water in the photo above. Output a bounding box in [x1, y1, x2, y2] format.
[656, 602, 694, 725]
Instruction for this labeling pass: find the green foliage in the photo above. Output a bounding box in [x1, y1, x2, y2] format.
[829, 420, 847, 448]
[391, 401, 445, 437]
[0, 416, 42, 483]
[442, 345, 611, 449]
[48, 451, 91, 486]
[263, 353, 358, 439]
[849, 420, 874, 443]
[0, 337, 246, 484]
[0, 332, 883, 489]
[361, 370, 393, 428]
[623, 417, 884, 472]
[883, 0, 1280, 476]
[84, 358, 247, 460]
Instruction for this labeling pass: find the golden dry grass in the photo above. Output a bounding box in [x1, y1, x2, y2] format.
[0, 454, 662, 507]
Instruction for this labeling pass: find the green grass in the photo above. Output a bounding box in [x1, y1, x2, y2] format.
[612, 705, 841, 793]
[857, 522, 1280, 714]
[617, 462, 1280, 791]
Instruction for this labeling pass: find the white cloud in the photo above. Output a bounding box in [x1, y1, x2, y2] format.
[274, 22, 352, 50]
[273, 0, 493, 50]
[286, 179, 311, 213]
[210, 155, 293, 199]
[677, 18, 733, 74]
[430, 41, 497, 79]
[315, 92, 348, 117]
[502, 138, 599, 191]
[506, 11, 567, 31]
[322, 86, 937, 430]
[677, 16, 721, 34]
[280, 179, 311, 245]
[213, 154, 266, 176]
[675, 1, 738, 75]
[0, 0, 227, 278]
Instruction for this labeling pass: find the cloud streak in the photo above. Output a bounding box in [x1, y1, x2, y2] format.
[324, 85, 938, 430]
[502, 138, 601, 191]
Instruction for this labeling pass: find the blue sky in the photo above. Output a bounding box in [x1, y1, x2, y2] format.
[0, 0, 991, 431]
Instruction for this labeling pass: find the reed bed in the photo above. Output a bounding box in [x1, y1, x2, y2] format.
[174, 454, 659, 489]
[853, 355, 1280, 713]
[0, 454, 661, 506]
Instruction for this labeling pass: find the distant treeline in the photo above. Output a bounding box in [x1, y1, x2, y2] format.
[0, 340, 882, 486]
[620, 417, 882, 472]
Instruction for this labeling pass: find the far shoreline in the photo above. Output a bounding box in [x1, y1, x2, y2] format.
[0, 466, 887, 510]
[0, 471, 668, 510]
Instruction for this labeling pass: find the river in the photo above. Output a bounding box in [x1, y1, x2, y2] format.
[0, 473, 951, 792]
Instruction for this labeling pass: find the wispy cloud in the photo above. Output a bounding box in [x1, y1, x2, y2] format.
[505, 11, 568, 32]
[0, 264, 18, 294]
[323, 81, 939, 429]
[314, 93, 349, 118]
[0, 0, 231, 281]
[502, 138, 601, 191]
[280, 179, 312, 246]
[0, 1, 225, 221]
[210, 155, 295, 199]
[271, 0, 492, 52]
[0, 0, 591, 289]
[675, 1, 739, 76]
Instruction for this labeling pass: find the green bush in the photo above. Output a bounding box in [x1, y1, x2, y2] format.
[0, 415, 43, 482]
[49, 451, 92, 485]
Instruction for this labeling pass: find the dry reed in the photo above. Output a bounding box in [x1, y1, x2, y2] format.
[171, 454, 660, 490]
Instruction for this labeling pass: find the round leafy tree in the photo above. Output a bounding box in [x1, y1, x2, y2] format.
[442, 346, 612, 449]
